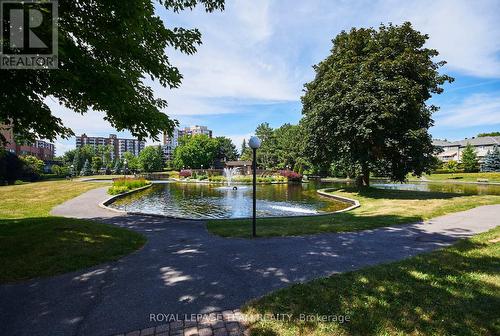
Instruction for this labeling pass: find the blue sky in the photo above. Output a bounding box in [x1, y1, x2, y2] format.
[52, 0, 500, 154]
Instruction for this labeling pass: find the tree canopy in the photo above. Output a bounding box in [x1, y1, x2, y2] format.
[477, 132, 500, 137]
[215, 136, 238, 162]
[302, 22, 453, 186]
[173, 134, 219, 169]
[239, 123, 310, 173]
[138, 146, 164, 172]
[0, 0, 225, 144]
[461, 143, 479, 172]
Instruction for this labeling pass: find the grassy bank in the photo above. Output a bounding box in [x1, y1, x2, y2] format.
[108, 177, 150, 195]
[243, 227, 500, 336]
[207, 188, 500, 237]
[415, 172, 500, 183]
[0, 180, 145, 283]
[75, 174, 135, 181]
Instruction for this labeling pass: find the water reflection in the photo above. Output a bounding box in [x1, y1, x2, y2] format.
[110, 180, 500, 219]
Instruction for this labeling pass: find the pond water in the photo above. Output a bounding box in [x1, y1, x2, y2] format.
[109, 180, 500, 219]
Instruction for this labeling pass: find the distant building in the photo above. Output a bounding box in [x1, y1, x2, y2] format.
[75, 133, 145, 160]
[225, 160, 252, 175]
[0, 123, 55, 160]
[162, 125, 213, 161]
[433, 136, 500, 163]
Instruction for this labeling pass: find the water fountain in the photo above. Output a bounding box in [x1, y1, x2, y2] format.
[223, 167, 240, 187]
[219, 167, 247, 191]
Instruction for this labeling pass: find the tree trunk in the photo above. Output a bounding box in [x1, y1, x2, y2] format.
[355, 163, 370, 188]
[362, 163, 370, 187]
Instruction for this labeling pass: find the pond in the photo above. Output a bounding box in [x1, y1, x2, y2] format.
[108, 180, 500, 219]
[110, 182, 350, 219]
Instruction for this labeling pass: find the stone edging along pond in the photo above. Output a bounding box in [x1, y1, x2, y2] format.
[99, 183, 153, 214]
[98, 183, 361, 219]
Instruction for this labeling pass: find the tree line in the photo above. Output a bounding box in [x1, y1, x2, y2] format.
[57, 144, 164, 175]
[172, 135, 237, 169]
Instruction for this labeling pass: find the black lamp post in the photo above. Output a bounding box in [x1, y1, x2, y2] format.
[248, 136, 261, 238]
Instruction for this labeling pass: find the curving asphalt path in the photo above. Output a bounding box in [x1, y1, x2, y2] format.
[1, 187, 499, 336]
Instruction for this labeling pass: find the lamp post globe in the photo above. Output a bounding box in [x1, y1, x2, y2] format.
[249, 136, 261, 149]
[249, 136, 261, 238]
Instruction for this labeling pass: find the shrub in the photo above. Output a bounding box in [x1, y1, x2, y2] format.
[20, 155, 44, 181]
[51, 165, 70, 177]
[108, 178, 150, 195]
[168, 171, 180, 179]
[0, 150, 24, 185]
[279, 170, 303, 182]
[208, 175, 225, 182]
[179, 169, 192, 178]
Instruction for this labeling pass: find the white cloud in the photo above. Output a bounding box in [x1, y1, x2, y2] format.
[436, 94, 500, 127]
[53, 140, 75, 156]
[373, 0, 500, 78]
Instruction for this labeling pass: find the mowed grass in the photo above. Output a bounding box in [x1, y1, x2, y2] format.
[244, 227, 500, 336]
[0, 180, 106, 218]
[207, 188, 500, 237]
[0, 180, 145, 283]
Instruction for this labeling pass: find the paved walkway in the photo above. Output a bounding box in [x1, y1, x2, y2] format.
[1, 187, 499, 336]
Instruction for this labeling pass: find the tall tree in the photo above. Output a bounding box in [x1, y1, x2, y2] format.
[215, 137, 238, 162]
[91, 156, 103, 172]
[240, 139, 248, 157]
[461, 143, 479, 172]
[173, 134, 218, 169]
[302, 22, 453, 186]
[80, 159, 92, 176]
[138, 146, 164, 172]
[481, 146, 500, 172]
[274, 123, 308, 170]
[255, 122, 278, 169]
[0, 0, 225, 144]
[122, 152, 140, 173]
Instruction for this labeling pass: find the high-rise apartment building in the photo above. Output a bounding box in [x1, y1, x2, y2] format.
[75, 134, 146, 160]
[162, 125, 213, 161]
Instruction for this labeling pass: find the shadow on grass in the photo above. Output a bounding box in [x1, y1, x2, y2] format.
[343, 186, 463, 200]
[244, 230, 500, 336]
[0, 217, 145, 283]
[208, 212, 425, 238]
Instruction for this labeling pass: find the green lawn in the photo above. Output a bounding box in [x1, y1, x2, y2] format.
[413, 172, 500, 183]
[0, 180, 146, 283]
[0, 180, 107, 218]
[243, 227, 500, 336]
[75, 174, 135, 181]
[207, 188, 500, 237]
